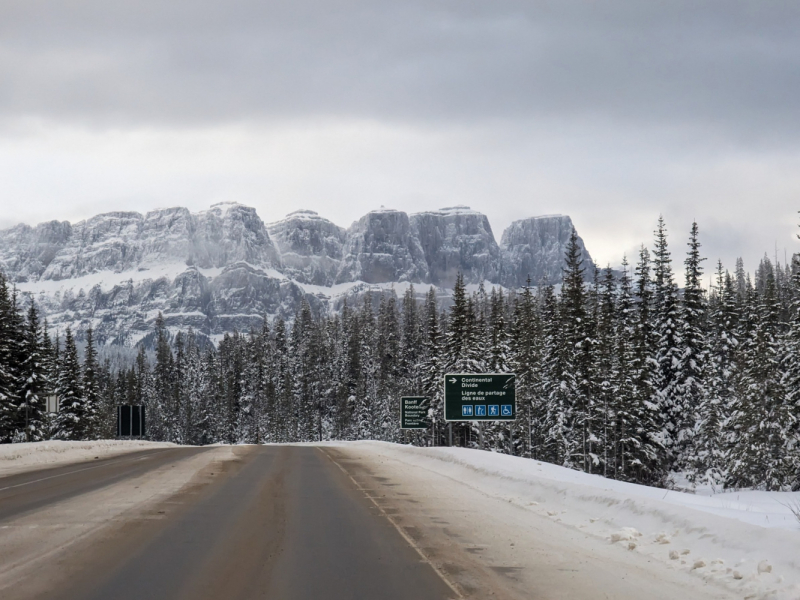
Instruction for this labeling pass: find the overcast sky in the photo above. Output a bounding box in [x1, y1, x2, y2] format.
[2, 0, 800, 278]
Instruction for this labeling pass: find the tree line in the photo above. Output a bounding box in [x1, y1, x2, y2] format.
[1, 217, 799, 491]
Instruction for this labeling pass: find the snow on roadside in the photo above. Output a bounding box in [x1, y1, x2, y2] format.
[0, 440, 176, 477]
[333, 442, 800, 600]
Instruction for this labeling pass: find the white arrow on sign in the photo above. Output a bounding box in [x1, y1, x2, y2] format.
[449, 378, 457, 384]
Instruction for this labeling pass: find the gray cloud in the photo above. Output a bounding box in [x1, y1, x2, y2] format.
[2, 1, 800, 142]
[1, 0, 800, 279]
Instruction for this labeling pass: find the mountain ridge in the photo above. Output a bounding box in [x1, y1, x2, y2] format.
[0, 202, 593, 346]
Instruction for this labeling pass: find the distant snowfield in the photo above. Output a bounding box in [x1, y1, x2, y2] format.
[0, 440, 176, 477]
[328, 442, 800, 600]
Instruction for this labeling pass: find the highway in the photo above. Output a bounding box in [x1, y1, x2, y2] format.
[0, 446, 456, 600]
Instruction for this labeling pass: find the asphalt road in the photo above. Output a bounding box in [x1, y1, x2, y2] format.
[1, 446, 455, 600]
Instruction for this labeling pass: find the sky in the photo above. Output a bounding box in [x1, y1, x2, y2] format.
[2, 0, 800, 279]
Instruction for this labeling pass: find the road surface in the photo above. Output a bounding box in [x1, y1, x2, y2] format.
[0, 444, 742, 600]
[0, 446, 456, 600]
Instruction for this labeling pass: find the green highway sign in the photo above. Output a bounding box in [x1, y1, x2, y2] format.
[401, 396, 430, 429]
[444, 373, 516, 421]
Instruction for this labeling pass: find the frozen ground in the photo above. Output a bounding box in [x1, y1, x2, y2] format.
[328, 442, 800, 600]
[0, 440, 177, 477]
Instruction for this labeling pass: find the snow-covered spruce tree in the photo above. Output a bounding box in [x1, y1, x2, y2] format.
[377, 293, 401, 442]
[81, 327, 101, 440]
[235, 332, 258, 444]
[631, 245, 668, 482]
[651, 217, 683, 470]
[172, 331, 188, 444]
[693, 262, 736, 486]
[55, 328, 85, 440]
[151, 314, 175, 441]
[446, 273, 481, 373]
[17, 301, 46, 442]
[444, 273, 481, 447]
[781, 255, 800, 488]
[0, 274, 14, 441]
[319, 315, 340, 441]
[613, 257, 650, 481]
[727, 267, 795, 490]
[291, 301, 315, 441]
[38, 320, 59, 439]
[596, 266, 617, 478]
[352, 294, 375, 440]
[559, 228, 597, 472]
[328, 311, 353, 441]
[0, 277, 26, 442]
[399, 285, 426, 445]
[201, 346, 224, 444]
[399, 285, 423, 393]
[676, 222, 707, 473]
[268, 318, 292, 442]
[540, 283, 569, 465]
[511, 277, 543, 458]
[420, 287, 444, 446]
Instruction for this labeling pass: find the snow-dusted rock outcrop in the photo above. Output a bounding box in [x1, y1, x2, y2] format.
[0, 219, 73, 282]
[500, 215, 593, 288]
[0, 203, 595, 346]
[267, 210, 345, 286]
[410, 206, 500, 288]
[336, 209, 429, 284]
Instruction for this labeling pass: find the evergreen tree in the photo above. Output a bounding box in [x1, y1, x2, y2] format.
[17, 301, 46, 441]
[420, 287, 443, 445]
[56, 328, 85, 440]
[560, 228, 595, 471]
[652, 217, 682, 469]
[82, 327, 101, 440]
[511, 278, 542, 458]
[727, 268, 795, 490]
[694, 262, 736, 486]
[675, 222, 707, 471]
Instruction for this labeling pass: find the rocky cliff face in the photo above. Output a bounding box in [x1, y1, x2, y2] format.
[500, 215, 593, 287]
[0, 203, 594, 347]
[410, 206, 500, 288]
[336, 209, 429, 284]
[267, 210, 345, 287]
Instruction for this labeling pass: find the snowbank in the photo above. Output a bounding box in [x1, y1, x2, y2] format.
[0, 440, 176, 477]
[333, 442, 800, 600]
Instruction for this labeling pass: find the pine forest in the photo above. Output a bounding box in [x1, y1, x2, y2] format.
[1, 218, 799, 492]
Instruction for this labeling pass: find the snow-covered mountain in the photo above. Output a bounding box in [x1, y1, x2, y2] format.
[0, 202, 593, 346]
[500, 214, 592, 288]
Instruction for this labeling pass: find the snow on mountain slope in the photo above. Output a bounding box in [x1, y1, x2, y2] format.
[0, 203, 594, 346]
[328, 442, 800, 600]
[266, 210, 346, 286]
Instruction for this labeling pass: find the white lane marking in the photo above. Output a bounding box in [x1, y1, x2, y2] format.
[318, 448, 464, 600]
[0, 453, 163, 493]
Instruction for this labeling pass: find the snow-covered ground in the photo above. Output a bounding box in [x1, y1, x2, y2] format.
[0, 440, 176, 477]
[329, 442, 800, 600]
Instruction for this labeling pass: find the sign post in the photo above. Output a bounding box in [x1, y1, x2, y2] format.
[117, 405, 146, 438]
[444, 373, 516, 422]
[401, 396, 430, 430]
